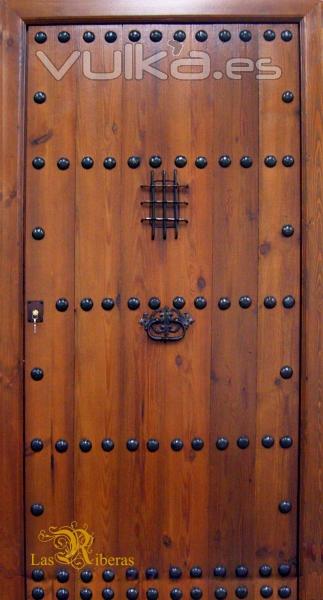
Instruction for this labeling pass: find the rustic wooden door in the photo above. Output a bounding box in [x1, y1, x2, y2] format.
[25, 23, 300, 600]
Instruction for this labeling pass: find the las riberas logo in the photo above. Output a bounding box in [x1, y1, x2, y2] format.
[38, 521, 95, 570]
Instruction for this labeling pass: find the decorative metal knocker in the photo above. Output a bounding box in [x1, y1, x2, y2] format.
[140, 306, 194, 342]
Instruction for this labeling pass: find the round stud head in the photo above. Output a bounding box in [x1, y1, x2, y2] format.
[262, 435, 274, 448]
[282, 90, 294, 103]
[128, 297, 140, 310]
[31, 368, 44, 381]
[102, 569, 115, 582]
[31, 438, 43, 452]
[259, 565, 272, 577]
[126, 589, 139, 600]
[190, 566, 202, 578]
[81, 570, 92, 583]
[150, 30, 163, 42]
[237, 436, 249, 449]
[213, 566, 226, 577]
[281, 30, 293, 42]
[32, 588, 45, 600]
[127, 439, 139, 451]
[191, 437, 204, 451]
[57, 157, 70, 171]
[102, 298, 115, 311]
[80, 298, 94, 311]
[195, 30, 208, 42]
[260, 587, 273, 598]
[126, 568, 139, 580]
[170, 589, 183, 600]
[34, 32, 47, 44]
[194, 296, 207, 309]
[264, 296, 277, 309]
[216, 437, 229, 451]
[55, 439, 68, 453]
[80, 590, 92, 600]
[190, 588, 202, 599]
[219, 30, 231, 42]
[56, 298, 69, 312]
[103, 156, 117, 170]
[102, 589, 115, 600]
[264, 155, 277, 168]
[32, 569, 45, 582]
[278, 587, 291, 598]
[146, 567, 159, 579]
[171, 439, 184, 452]
[219, 155, 231, 168]
[105, 31, 117, 43]
[240, 156, 253, 168]
[173, 30, 186, 42]
[34, 91, 47, 104]
[280, 435, 293, 449]
[239, 296, 252, 309]
[148, 297, 161, 310]
[32, 226, 45, 240]
[282, 295, 295, 309]
[239, 30, 252, 42]
[32, 157, 45, 170]
[173, 296, 186, 309]
[280, 365, 293, 379]
[279, 500, 292, 513]
[235, 565, 248, 578]
[278, 563, 291, 577]
[282, 155, 294, 167]
[128, 30, 141, 42]
[31, 503, 44, 516]
[83, 31, 95, 43]
[235, 587, 248, 599]
[281, 224, 294, 237]
[174, 155, 187, 168]
[58, 31, 70, 43]
[147, 438, 159, 452]
[263, 29, 276, 41]
[146, 589, 158, 600]
[149, 155, 162, 168]
[128, 156, 141, 169]
[218, 297, 231, 310]
[214, 588, 227, 599]
[56, 588, 69, 600]
[81, 156, 94, 169]
[195, 156, 208, 169]
[79, 439, 92, 452]
[101, 438, 115, 452]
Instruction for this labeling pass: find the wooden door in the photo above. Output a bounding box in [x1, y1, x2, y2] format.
[25, 23, 300, 599]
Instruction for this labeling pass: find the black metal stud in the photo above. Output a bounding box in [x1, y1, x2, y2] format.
[150, 30, 163, 42]
[147, 438, 159, 452]
[150, 155, 162, 168]
[282, 91, 294, 103]
[174, 30, 186, 42]
[282, 295, 295, 309]
[216, 437, 229, 450]
[278, 564, 291, 577]
[58, 31, 71, 43]
[174, 155, 187, 168]
[32, 227, 45, 240]
[103, 570, 115, 582]
[55, 439, 68, 453]
[173, 296, 186, 309]
[80, 298, 93, 311]
[235, 587, 248, 599]
[191, 588, 203, 599]
[57, 157, 70, 171]
[219, 155, 231, 168]
[196, 30, 208, 42]
[127, 439, 139, 452]
[126, 568, 139, 580]
[281, 30, 293, 42]
[281, 224, 294, 237]
[171, 439, 184, 451]
[128, 156, 141, 169]
[262, 435, 274, 448]
[128, 30, 141, 42]
[279, 500, 292, 513]
[146, 590, 158, 600]
[105, 31, 117, 43]
[280, 365, 293, 379]
[83, 31, 95, 43]
[194, 296, 207, 309]
[148, 297, 161, 310]
[81, 156, 94, 169]
[102, 298, 115, 311]
[128, 297, 140, 310]
[264, 155, 277, 168]
[127, 589, 139, 600]
[190, 567, 202, 578]
[239, 296, 252, 309]
[31, 503, 44, 516]
[102, 590, 115, 600]
[102, 438, 115, 452]
[31, 368, 44, 381]
[79, 439, 92, 452]
[264, 296, 277, 309]
[56, 298, 69, 312]
[237, 436, 249, 449]
[191, 437, 204, 451]
[278, 587, 291, 598]
[260, 587, 273, 598]
[31, 438, 43, 452]
[218, 297, 231, 310]
[57, 570, 69, 583]
[259, 565, 272, 577]
[219, 30, 231, 42]
[263, 29, 276, 41]
[81, 570, 93, 583]
[240, 156, 253, 168]
[195, 156, 207, 169]
[280, 436, 293, 448]
[80, 590, 92, 600]
[32, 157, 45, 170]
[214, 566, 227, 578]
[32, 589, 45, 600]
[32, 569, 45, 582]
[104, 157, 117, 170]
[34, 91, 47, 104]
[239, 30, 252, 42]
[146, 568, 159, 579]
[214, 588, 227, 599]
[35, 32, 47, 44]
[282, 155, 294, 167]
[170, 589, 183, 600]
[236, 565, 248, 578]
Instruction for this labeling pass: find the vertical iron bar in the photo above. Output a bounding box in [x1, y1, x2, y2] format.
[150, 170, 156, 240]
[162, 170, 167, 240]
[173, 169, 179, 239]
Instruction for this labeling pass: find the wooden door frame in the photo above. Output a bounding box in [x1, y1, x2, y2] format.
[0, 1, 321, 597]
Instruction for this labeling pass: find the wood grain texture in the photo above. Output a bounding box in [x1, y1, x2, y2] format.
[0, 1, 25, 598]
[299, 3, 323, 599]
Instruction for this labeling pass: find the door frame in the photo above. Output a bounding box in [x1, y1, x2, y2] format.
[0, 0, 321, 597]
